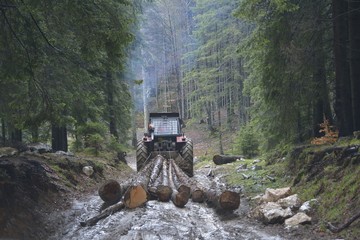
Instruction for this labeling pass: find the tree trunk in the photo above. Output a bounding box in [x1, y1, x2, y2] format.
[348, 0, 360, 132]
[51, 125, 68, 152]
[213, 155, 243, 165]
[1, 119, 6, 145]
[333, 0, 353, 136]
[106, 71, 119, 140]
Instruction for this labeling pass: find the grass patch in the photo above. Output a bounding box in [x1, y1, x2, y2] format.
[223, 158, 291, 196]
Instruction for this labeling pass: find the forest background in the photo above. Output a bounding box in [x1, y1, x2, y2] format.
[1, 0, 359, 157]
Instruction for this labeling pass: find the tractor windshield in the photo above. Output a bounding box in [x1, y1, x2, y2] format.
[151, 117, 179, 135]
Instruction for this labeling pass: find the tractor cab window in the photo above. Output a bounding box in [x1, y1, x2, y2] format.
[151, 117, 179, 135]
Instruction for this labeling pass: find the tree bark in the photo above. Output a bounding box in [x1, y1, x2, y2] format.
[106, 71, 119, 140]
[51, 125, 68, 152]
[157, 159, 173, 202]
[333, 0, 353, 136]
[170, 159, 205, 203]
[348, 0, 360, 132]
[213, 155, 243, 165]
[122, 156, 161, 208]
[169, 159, 190, 207]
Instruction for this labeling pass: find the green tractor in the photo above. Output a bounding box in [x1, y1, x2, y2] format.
[136, 112, 193, 177]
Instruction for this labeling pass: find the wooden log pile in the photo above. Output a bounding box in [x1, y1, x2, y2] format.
[80, 154, 240, 227]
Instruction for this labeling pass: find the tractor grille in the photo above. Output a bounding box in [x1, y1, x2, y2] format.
[152, 117, 179, 135]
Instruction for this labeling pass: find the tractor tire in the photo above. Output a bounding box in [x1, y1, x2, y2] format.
[136, 140, 148, 172]
[180, 139, 194, 177]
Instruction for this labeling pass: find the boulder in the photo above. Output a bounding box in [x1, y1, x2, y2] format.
[27, 143, 52, 154]
[252, 202, 293, 224]
[277, 194, 302, 210]
[285, 212, 311, 227]
[98, 179, 122, 203]
[261, 187, 292, 203]
[82, 166, 94, 176]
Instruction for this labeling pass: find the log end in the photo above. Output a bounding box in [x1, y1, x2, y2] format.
[219, 191, 240, 210]
[192, 189, 205, 203]
[178, 185, 191, 196]
[98, 179, 122, 204]
[157, 185, 173, 202]
[124, 185, 148, 209]
[173, 191, 190, 208]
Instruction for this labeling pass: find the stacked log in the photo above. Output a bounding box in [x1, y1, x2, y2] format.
[80, 154, 240, 226]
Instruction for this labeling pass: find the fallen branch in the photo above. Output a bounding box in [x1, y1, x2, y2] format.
[80, 201, 125, 227]
[326, 211, 360, 233]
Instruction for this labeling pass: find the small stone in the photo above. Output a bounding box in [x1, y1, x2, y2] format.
[253, 159, 261, 163]
[82, 166, 94, 176]
[251, 165, 262, 171]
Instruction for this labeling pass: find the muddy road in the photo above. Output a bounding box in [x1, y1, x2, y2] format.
[48, 156, 311, 240]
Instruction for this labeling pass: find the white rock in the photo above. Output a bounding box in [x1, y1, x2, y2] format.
[261, 187, 292, 203]
[277, 194, 302, 210]
[252, 202, 293, 224]
[285, 212, 311, 226]
[82, 166, 94, 176]
[299, 199, 319, 213]
[253, 159, 261, 163]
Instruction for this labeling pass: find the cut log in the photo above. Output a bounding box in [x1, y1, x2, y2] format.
[213, 155, 243, 165]
[123, 155, 166, 208]
[170, 159, 205, 203]
[168, 160, 190, 207]
[157, 185, 173, 202]
[156, 159, 172, 202]
[149, 155, 164, 185]
[206, 190, 240, 210]
[148, 170, 163, 200]
[178, 185, 191, 196]
[98, 179, 122, 204]
[219, 191, 241, 210]
[191, 189, 205, 203]
[171, 190, 189, 208]
[124, 185, 148, 209]
[80, 201, 125, 227]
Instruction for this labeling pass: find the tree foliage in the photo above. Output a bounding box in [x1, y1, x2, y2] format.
[0, 0, 139, 150]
